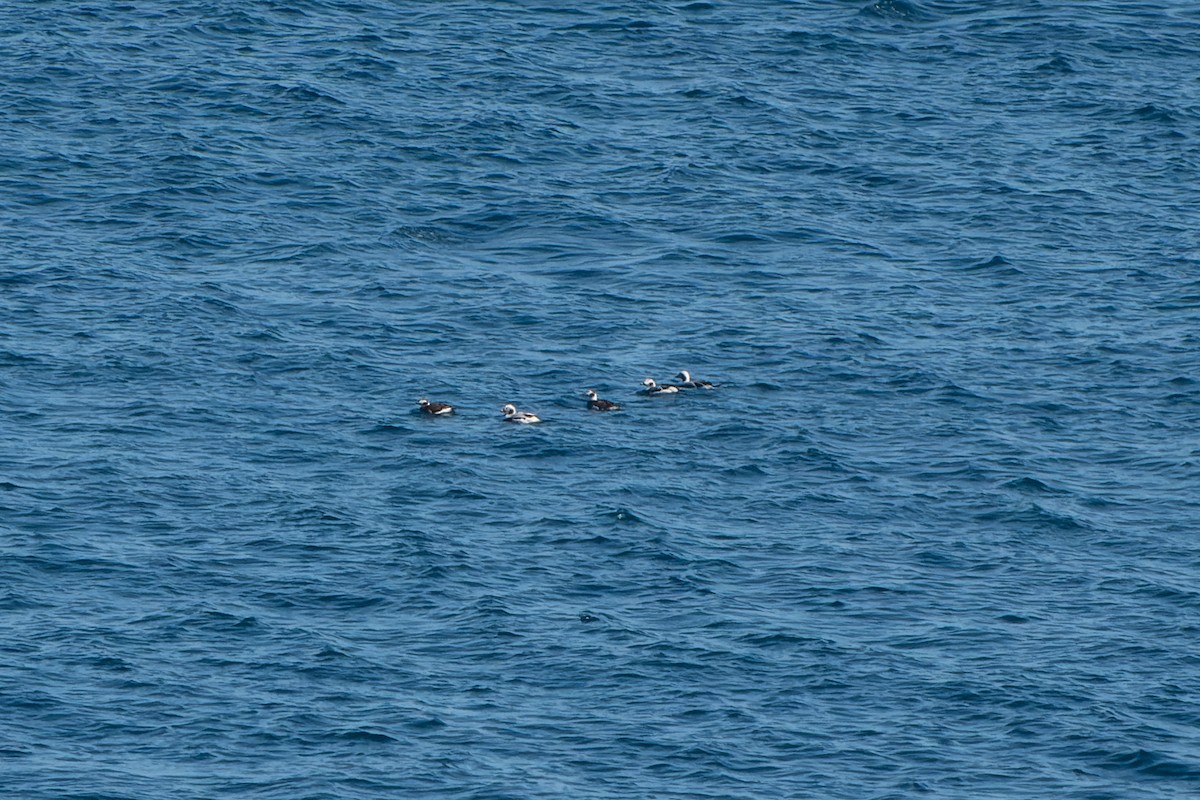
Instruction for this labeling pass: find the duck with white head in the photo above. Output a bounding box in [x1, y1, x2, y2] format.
[501, 403, 542, 424]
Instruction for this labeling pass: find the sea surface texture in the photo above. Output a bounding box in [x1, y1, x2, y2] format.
[2, 1, 1199, 798]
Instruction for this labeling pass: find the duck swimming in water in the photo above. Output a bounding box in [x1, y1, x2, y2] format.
[640, 378, 680, 396]
[674, 370, 714, 389]
[418, 398, 455, 415]
[585, 389, 621, 411]
[501, 403, 542, 424]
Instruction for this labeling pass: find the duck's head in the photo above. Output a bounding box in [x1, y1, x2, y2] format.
[585, 389, 598, 399]
[418, 398, 429, 406]
[642, 378, 656, 387]
[501, 404, 516, 416]
[675, 370, 691, 382]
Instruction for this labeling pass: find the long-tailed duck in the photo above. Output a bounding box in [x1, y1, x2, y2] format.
[674, 370, 714, 389]
[418, 398, 455, 415]
[501, 403, 542, 424]
[585, 389, 621, 411]
[640, 377, 680, 396]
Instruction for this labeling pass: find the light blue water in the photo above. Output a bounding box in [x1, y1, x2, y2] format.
[2, 2, 1199, 798]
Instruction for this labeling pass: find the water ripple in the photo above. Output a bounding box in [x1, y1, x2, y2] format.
[2, 1, 1199, 799]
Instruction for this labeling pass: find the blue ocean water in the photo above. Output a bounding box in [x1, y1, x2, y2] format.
[2, 0, 1199, 797]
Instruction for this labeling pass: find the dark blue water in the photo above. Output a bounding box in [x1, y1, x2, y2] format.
[3, 1, 1199, 797]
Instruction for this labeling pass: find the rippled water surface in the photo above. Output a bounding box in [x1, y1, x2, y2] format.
[3, 1, 1199, 798]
